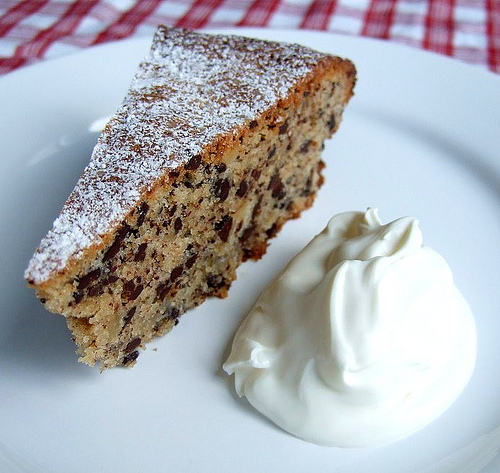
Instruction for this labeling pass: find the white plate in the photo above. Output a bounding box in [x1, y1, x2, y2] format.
[1, 28, 500, 473]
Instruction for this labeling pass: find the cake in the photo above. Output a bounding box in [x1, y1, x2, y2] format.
[24, 26, 356, 369]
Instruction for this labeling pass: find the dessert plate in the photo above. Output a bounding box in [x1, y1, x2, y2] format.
[1, 28, 499, 472]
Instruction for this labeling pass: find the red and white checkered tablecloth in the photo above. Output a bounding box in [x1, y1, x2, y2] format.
[0, 0, 499, 76]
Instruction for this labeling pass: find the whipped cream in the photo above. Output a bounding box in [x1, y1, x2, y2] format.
[223, 209, 476, 447]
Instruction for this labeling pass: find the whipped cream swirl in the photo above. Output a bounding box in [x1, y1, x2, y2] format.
[223, 209, 476, 447]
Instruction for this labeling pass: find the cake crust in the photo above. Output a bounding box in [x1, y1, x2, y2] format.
[25, 26, 356, 369]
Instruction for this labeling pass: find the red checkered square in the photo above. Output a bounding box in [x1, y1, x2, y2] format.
[0, 0, 498, 75]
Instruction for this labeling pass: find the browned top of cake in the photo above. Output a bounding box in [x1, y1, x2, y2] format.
[25, 26, 353, 284]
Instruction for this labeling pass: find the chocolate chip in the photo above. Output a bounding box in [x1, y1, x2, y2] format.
[125, 337, 141, 353]
[87, 284, 104, 297]
[134, 242, 148, 262]
[268, 174, 284, 199]
[207, 274, 225, 290]
[170, 265, 184, 282]
[213, 178, 230, 202]
[267, 145, 276, 159]
[279, 121, 288, 134]
[266, 223, 278, 238]
[124, 307, 136, 326]
[240, 225, 255, 243]
[185, 254, 198, 269]
[185, 154, 202, 170]
[123, 280, 143, 301]
[103, 224, 131, 262]
[124, 281, 134, 293]
[300, 140, 313, 154]
[215, 215, 233, 242]
[73, 291, 84, 304]
[217, 163, 227, 173]
[251, 169, 261, 181]
[236, 180, 248, 197]
[77, 268, 101, 290]
[169, 204, 177, 217]
[119, 224, 132, 239]
[102, 275, 119, 286]
[166, 307, 180, 321]
[122, 350, 139, 365]
[214, 215, 229, 231]
[327, 114, 336, 131]
[174, 217, 183, 233]
[156, 282, 171, 302]
[249, 120, 258, 129]
[136, 203, 149, 227]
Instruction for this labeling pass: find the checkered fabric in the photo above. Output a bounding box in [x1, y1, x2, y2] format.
[0, 0, 498, 75]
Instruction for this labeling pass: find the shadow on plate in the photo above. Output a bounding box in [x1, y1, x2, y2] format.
[358, 104, 500, 201]
[0, 283, 94, 380]
[0, 131, 100, 380]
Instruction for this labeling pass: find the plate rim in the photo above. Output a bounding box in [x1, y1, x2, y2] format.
[1, 27, 499, 473]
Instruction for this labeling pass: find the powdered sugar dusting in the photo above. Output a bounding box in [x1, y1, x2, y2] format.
[25, 26, 330, 283]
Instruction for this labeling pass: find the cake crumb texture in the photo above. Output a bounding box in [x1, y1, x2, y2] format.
[25, 26, 356, 369]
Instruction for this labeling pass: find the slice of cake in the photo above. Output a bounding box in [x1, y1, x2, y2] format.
[25, 26, 356, 369]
